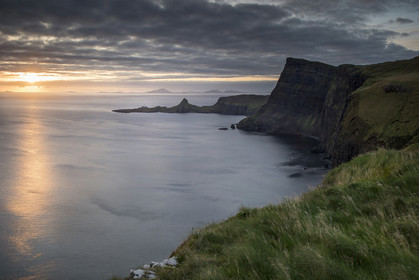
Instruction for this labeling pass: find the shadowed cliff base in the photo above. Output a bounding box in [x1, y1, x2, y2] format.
[238, 56, 419, 165]
[113, 95, 269, 116]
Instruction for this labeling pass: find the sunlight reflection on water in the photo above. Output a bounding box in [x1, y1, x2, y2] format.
[5, 104, 56, 278]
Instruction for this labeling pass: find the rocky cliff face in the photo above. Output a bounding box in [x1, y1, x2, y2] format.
[238, 57, 419, 165]
[238, 58, 365, 154]
[213, 95, 268, 116]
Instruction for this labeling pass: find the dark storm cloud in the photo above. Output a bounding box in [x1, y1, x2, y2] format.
[395, 17, 415, 24]
[280, 0, 419, 22]
[0, 0, 418, 80]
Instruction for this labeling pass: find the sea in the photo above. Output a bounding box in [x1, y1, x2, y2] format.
[0, 92, 327, 279]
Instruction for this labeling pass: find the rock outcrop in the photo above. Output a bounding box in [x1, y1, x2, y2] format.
[238, 56, 419, 165]
[129, 257, 178, 279]
[113, 94, 269, 116]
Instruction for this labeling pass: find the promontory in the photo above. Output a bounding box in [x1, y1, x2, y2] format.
[113, 94, 269, 116]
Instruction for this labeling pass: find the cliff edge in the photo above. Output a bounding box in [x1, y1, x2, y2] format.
[238, 56, 419, 165]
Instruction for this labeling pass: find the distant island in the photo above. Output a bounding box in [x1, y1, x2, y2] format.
[145, 88, 173, 93]
[113, 94, 269, 116]
[144, 88, 247, 94]
[203, 89, 245, 94]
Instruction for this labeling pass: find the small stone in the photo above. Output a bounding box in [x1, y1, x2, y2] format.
[149, 262, 160, 268]
[162, 257, 178, 267]
[218, 127, 229, 130]
[130, 268, 145, 279]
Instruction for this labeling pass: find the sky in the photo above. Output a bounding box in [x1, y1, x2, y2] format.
[0, 0, 418, 93]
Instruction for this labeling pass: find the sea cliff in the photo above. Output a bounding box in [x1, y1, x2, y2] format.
[238, 56, 419, 165]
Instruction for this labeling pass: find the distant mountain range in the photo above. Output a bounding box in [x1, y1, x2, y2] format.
[203, 89, 245, 94]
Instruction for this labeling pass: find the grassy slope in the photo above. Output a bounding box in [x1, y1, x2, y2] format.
[359, 58, 419, 144]
[152, 146, 418, 280]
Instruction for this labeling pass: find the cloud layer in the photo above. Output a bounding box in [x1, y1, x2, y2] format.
[0, 0, 418, 90]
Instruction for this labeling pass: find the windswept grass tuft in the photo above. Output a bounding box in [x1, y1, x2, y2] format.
[154, 146, 418, 280]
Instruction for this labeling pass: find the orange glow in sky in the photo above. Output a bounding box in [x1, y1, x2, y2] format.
[16, 72, 62, 83]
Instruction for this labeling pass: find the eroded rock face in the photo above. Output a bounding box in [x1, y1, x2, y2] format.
[238, 58, 365, 155]
[238, 56, 419, 165]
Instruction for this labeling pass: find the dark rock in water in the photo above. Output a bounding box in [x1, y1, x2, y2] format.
[231, 124, 236, 129]
[288, 172, 303, 178]
[218, 127, 229, 130]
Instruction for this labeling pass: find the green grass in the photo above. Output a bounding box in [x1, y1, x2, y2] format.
[348, 59, 419, 146]
[356, 57, 418, 140]
[151, 146, 418, 280]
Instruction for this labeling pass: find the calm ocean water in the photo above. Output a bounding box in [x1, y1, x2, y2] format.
[0, 93, 327, 279]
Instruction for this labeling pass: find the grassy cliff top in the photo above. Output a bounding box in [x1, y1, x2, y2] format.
[356, 56, 419, 97]
[144, 146, 419, 280]
[337, 56, 419, 151]
[360, 56, 419, 77]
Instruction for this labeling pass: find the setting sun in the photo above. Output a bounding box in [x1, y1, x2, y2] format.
[17, 72, 61, 84]
[20, 73, 42, 83]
